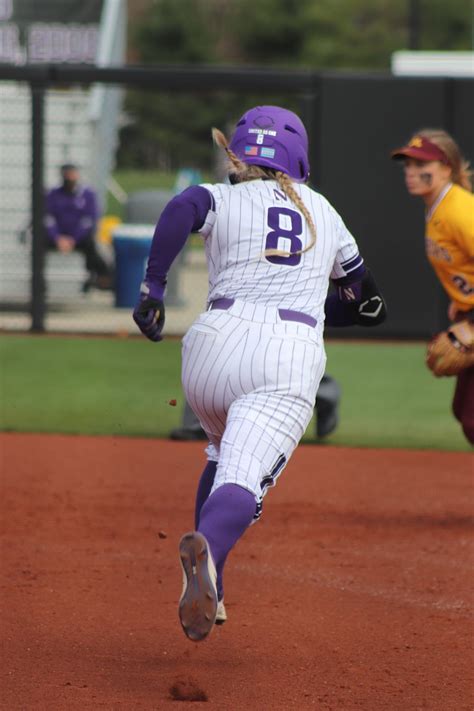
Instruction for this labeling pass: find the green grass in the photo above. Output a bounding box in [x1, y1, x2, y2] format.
[316, 342, 468, 450]
[0, 335, 183, 438]
[0, 335, 470, 451]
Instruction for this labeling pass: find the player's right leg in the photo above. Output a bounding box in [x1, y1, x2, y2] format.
[180, 312, 247, 616]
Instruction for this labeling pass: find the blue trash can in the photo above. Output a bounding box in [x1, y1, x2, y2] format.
[112, 225, 154, 308]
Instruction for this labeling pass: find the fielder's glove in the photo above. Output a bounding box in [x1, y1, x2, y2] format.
[133, 282, 165, 342]
[426, 320, 474, 377]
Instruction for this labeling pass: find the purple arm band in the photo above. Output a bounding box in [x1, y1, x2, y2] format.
[325, 264, 367, 327]
[145, 185, 212, 298]
[331, 263, 366, 290]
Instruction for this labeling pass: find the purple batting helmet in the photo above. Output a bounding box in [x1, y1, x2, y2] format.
[229, 105, 310, 182]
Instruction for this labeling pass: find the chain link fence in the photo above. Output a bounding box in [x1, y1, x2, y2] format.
[0, 69, 303, 336]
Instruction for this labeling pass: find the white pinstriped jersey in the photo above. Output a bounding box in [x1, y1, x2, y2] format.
[198, 180, 363, 325]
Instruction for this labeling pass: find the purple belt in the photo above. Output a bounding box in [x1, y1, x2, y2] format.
[209, 298, 317, 328]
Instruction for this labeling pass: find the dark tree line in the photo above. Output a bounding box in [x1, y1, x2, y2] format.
[118, 0, 471, 172]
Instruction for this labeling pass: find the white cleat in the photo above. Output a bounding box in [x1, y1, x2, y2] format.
[215, 599, 227, 625]
[178, 531, 218, 642]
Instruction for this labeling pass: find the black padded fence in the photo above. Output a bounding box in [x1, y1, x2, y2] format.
[317, 75, 474, 339]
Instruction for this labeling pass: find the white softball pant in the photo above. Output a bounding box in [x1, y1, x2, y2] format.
[181, 299, 326, 511]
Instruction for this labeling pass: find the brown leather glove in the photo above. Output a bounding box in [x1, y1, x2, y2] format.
[426, 320, 474, 377]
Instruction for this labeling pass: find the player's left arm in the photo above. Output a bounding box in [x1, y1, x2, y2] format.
[144, 185, 213, 299]
[325, 267, 387, 327]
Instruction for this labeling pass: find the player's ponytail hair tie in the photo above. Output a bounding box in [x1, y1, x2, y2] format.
[212, 127, 317, 257]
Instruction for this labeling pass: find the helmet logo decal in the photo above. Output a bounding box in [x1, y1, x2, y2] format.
[253, 115, 275, 129]
[245, 146, 259, 156]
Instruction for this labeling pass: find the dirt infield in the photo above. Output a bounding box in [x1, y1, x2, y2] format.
[1, 433, 472, 710]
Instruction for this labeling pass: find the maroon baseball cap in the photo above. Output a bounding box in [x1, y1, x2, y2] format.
[391, 135, 449, 164]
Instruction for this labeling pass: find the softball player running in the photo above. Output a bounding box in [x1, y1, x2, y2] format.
[134, 106, 387, 641]
[391, 130, 474, 444]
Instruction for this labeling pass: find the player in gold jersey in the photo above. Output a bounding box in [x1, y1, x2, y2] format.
[392, 129, 473, 445]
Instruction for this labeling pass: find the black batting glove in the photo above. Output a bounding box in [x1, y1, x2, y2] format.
[132, 282, 165, 342]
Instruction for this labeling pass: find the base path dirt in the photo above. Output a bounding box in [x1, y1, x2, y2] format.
[1, 433, 472, 710]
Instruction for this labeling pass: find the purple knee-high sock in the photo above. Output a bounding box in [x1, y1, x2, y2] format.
[197, 483, 256, 601]
[194, 461, 217, 529]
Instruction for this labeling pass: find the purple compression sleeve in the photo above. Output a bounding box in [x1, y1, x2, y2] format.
[194, 461, 217, 529]
[144, 185, 212, 299]
[325, 264, 367, 327]
[198, 483, 256, 600]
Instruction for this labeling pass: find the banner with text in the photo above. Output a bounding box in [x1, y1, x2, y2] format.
[0, 0, 103, 65]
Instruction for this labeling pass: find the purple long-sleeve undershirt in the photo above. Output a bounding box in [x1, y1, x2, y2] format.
[144, 185, 212, 300]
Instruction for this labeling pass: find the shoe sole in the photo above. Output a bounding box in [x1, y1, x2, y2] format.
[178, 532, 217, 642]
